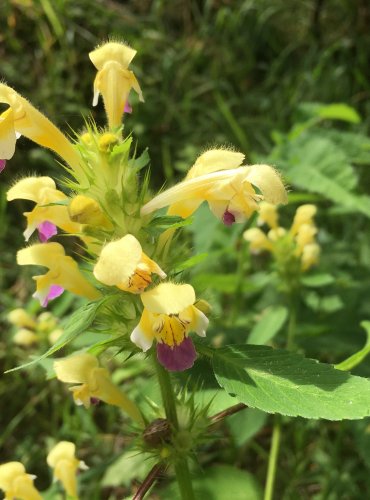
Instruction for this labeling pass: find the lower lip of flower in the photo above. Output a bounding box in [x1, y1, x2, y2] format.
[222, 210, 236, 226]
[156, 337, 197, 371]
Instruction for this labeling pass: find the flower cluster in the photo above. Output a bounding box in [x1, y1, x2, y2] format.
[244, 202, 320, 280]
[3, 40, 287, 377]
[7, 308, 63, 346]
[0, 441, 86, 500]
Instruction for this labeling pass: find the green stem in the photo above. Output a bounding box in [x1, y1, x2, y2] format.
[263, 416, 281, 500]
[153, 356, 195, 500]
[286, 293, 297, 351]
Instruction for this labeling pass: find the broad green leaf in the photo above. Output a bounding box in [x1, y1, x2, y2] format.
[102, 451, 155, 487]
[228, 408, 267, 446]
[6, 297, 110, 373]
[335, 321, 370, 371]
[164, 465, 262, 500]
[247, 306, 288, 345]
[301, 273, 335, 287]
[317, 103, 361, 123]
[211, 345, 370, 420]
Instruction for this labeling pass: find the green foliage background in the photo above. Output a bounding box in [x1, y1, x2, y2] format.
[1, 1, 370, 499]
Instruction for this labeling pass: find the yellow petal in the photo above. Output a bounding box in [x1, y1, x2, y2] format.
[17, 243, 100, 302]
[185, 149, 245, 179]
[7, 176, 56, 202]
[258, 201, 279, 229]
[54, 353, 99, 384]
[89, 41, 137, 70]
[291, 204, 317, 234]
[47, 441, 77, 468]
[0, 108, 17, 159]
[93, 234, 143, 286]
[0, 83, 81, 171]
[0, 462, 41, 500]
[141, 282, 196, 315]
[68, 195, 112, 227]
[0, 462, 26, 491]
[243, 227, 273, 253]
[47, 442, 80, 498]
[13, 328, 38, 346]
[246, 164, 288, 205]
[7, 308, 36, 329]
[301, 243, 320, 270]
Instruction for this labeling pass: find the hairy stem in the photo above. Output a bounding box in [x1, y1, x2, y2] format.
[154, 356, 195, 500]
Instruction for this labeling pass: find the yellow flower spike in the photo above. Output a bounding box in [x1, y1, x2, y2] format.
[98, 132, 119, 151]
[295, 223, 317, 250]
[258, 201, 279, 229]
[54, 353, 144, 424]
[267, 227, 286, 242]
[142, 159, 287, 225]
[7, 176, 81, 241]
[243, 227, 273, 254]
[13, 328, 38, 346]
[0, 83, 81, 170]
[17, 242, 101, 306]
[7, 308, 36, 329]
[290, 204, 317, 234]
[47, 441, 87, 499]
[89, 41, 144, 129]
[93, 234, 166, 294]
[37, 311, 58, 332]
[68, 195, 113, 228]
[301, 243, 320, 271]
[0, 461, 42, 500]
[131, 282, 209, 371]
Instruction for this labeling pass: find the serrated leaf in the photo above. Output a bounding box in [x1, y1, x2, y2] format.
[211, 345, 370, 420]
[6, 297, 111, 373]
[228, 408, 267, 446]
[247, 306, 288, 345]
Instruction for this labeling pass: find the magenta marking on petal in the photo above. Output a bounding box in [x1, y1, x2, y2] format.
[0, 159, 6, 173]
[157, 337, 197, 372]
[42, 285, 64, 307]
[222, 210, 236, 226]
[38, 221, 58, 242]
[90, 397, 100, 406]
[124, 101, 132, 114]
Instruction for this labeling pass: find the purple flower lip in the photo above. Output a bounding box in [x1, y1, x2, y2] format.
[157, 337, 197, 372]
[38, 221, 58, 242]
[42, 285, 64, 307]
[90, 397, 100, 406]
[222, 210, 236, 226]
[0, 159, 6, 173]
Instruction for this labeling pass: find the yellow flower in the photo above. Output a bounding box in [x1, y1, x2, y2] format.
[93, 234, 166, 293]
[301, 243, 320, 271]
[141, 149, 287, 225]
[0, 461, 41, 500]
[13, 328, 38, 347]
[290, 204, 317, 235]
[89, 41, 144, 129]
[17, 243, 101, 306]
[68, 195, 113, 228]
[131, 282, 209, 371]
[0, 83, 80, 170]
[295, 223, 317, 250]
[243, 227, 273, 254]
[47, 441, 87, 499]
[7, 308, 36, 329]
[258, 201, 279, 229]
[7, 176, 81, 241]
[54, 353, 143, 423]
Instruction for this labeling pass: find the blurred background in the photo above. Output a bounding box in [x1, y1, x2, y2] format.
[1, 1, 370, 498]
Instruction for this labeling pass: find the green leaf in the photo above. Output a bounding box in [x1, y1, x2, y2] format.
[335, 321, 370, 371]
[228, 408, 267, 446]
[247, 306, 288, 345]
[211, 345, 370, 420]
[164, 465, 262, 500]
[317, 103, 361, 123]
[6, 297, 110, 373]
[128, 147, 150, 171]
[301, 273, 335, 287]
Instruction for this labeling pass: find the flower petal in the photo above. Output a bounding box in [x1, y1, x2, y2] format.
[186, 149, 245, 179]
[141, 283, 196, 315]
[7, 176, 56, 202]
[54, 353, 99, 384]
[38, 221, 58, 242]
[157, 337, 197, 371]
[246, 164, 288, 205]
[0, 159, 6, 172]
